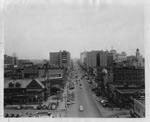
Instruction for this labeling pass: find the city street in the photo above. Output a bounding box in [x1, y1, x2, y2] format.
[66, 62, 103, 117]
[4, 61, 130, 118]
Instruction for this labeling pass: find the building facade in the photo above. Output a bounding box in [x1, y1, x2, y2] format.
[60, 50, 71, 69]
[108, 67, 144, 86]
[85, 51, 99, 72]
[50, 50, 71, 70]
[50, 52, 60, 66]
[4, 78, 45, 105]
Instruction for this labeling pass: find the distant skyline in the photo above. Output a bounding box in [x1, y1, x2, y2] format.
[4, 0, 144, 59]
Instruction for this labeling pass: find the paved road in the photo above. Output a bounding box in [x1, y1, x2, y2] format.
[67, 61, 103, 118]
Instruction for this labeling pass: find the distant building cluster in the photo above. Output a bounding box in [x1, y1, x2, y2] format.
[80, 48, 144, 73]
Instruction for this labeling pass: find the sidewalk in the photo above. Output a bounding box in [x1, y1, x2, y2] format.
[57, 82, 68, 110]
[92, 93, 130, 118]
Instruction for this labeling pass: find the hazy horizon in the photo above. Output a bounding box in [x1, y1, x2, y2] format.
[4, 0, 144, 59]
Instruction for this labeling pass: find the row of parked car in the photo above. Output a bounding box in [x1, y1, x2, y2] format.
[5, 113, 21, 118]
[36, 103, 58, 110]
[67, 92, 75, 105]
[32, 112, 55, 118]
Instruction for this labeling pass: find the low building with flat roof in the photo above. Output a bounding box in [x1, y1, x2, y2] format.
[108, 84, 145, 109]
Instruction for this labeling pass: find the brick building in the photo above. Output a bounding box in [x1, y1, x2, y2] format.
[108, 67, 144, 86]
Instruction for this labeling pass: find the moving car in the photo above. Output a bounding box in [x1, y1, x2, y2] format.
[79, 105, 84, 112]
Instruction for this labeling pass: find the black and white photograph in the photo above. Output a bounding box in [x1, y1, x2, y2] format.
[1, 0, 149, 120]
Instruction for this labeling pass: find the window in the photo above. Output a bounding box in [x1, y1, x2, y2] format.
[9, 82, 14, 88]
[16, 82, 21, 88]
[143, 112, 145, 117]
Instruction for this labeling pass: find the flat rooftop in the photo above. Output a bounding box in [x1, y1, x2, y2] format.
[116, 89, 145, 94]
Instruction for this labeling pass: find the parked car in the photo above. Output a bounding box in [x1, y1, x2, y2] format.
[88, 80, 92, 84]
[34, 112, 55, 118]
[4, 113, 9, 117]
[100, 99, 108, 104]
[15, 114, 20, 117]
[51, 103, 57, 110]
[10, 113, 14, 117]
[100, 99, 110, 107]
[67, 100, 75, 105]
[102, 102, 110, 107]
[42, 105, 48, 110]
[37, 105, 42, 110]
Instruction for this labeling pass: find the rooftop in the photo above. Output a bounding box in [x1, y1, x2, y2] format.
[116, 88, 145, 94]
[4, 78, 45, 89]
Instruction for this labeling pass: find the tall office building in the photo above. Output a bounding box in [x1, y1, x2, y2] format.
[97, 51, 108, 67]
[86, 51, 99, 71]
[50, 52, 60, 66]
[50, 50, 71, 69]
[60, 50, 71, 69]
[4, 54, 13, 65]
[107, 52, 113, 66]
[110, 49, 117, 60]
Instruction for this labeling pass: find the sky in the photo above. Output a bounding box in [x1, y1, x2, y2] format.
[4, 0, 144, 59]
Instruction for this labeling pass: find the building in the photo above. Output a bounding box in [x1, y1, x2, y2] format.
[107, 52, 113, 66]
[126, 56, 137, 67]
[108, 84, 145, 109]
[47, 68, 65, 96]
[4, 68, 24, 79]
[133, 98, 145, 117]
[50, 52, 60, 66]
[50, 50, 71, 69]
[60, 50, 71, 69]
[115, 52, 127, 63]
[23, 65, 39, 78]
[107, 67, 145, 86]
[136, 48, 144, 67]
[125, 49, 144, 68]
[18, 59, 30, 67]
[85, 51, 99, 72]
[4, 78, 45, 105]
[97, 51, 108, 67]
[110, 49, 117, 60]
[96, 51, 113, 67]
[80, 51, 87, 69]
[4, 54, 13, 65]
[80, 51, 87, 63]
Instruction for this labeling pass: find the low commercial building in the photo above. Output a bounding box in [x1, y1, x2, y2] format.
[108, 84, 145, 109]
[23, 65, 39, 78]
[47, 68, 65, 96]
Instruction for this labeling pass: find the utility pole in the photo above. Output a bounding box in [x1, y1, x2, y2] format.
[44, 62, 49, 101]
